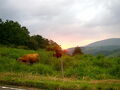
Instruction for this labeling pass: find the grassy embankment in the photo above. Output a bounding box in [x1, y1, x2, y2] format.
[0, 72, 120, 90]
[0, 47, 120, 89]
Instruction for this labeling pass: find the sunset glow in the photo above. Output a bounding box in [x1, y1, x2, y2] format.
[61, 44, 75, 49]
[60, 39, 96, 49]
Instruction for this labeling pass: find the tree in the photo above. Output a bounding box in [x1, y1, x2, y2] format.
[27, 37, 39, 50]
[27, 35, 49, 50]
[0, 18, 2, 23]
[0, 19, 30, 46]
[46, 40, 61, 51]
[0, 18, 61, 51]
[72, 46, 83, 55]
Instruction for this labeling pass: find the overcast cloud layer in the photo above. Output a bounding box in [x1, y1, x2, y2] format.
[0, 0, 120, 48]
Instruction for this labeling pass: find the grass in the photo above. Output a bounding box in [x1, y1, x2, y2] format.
[0, 46, 120, 89]
[0, 72, 120, 90]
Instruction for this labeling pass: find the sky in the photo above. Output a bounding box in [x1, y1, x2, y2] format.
[0, 0, 120, 49]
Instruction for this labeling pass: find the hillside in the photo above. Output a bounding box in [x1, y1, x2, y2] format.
[0, 46, 120, 89]
[67, 38, 120, 56]
[86, 38, 120, 47]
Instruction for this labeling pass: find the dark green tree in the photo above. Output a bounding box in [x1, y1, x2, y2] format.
[0, 19, 60, 51]
[27, 37, 39, 50]
[27, 35, 49, 50]
[0, 19, 30, 46]
[72, 46, 83, 55]
[0, 18, 2, 23]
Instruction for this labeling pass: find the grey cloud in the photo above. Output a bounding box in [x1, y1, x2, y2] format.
[85, 0, 120, 27]
[0, 0, 120, 47]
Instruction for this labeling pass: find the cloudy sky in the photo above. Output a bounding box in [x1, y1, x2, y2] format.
[0, 0, 120, 49]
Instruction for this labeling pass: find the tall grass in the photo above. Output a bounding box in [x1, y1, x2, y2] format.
[0, 47, 120, 79]
[0, 72, 120, 90]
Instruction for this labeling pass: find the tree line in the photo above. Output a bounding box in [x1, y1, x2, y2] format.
[0, 19, 61, 51]
[0, 19, 84, 55]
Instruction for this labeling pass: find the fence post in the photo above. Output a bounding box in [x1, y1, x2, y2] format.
[60, 59, 64, 78]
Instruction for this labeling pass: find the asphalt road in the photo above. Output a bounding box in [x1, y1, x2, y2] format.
[0, 86, 40, 90]
[0, 86, 25, 90]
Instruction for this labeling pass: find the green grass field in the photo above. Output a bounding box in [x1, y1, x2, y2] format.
[0, 47, 120, 89]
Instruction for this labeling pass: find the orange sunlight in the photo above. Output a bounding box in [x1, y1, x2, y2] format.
[61, 39, 94, 49]
[61, 45, 71, 49]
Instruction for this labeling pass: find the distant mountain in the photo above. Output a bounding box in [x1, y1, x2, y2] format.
[67, 38, 120, 56]
[86, 38, 120, 47]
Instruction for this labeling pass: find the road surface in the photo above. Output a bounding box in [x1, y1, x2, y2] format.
[0, 86, 40, 90]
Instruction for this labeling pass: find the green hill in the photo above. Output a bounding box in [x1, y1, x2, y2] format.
[86, 38, 120, 47]
[0, 46, 120, 89]
[67, 38, 120, 56]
